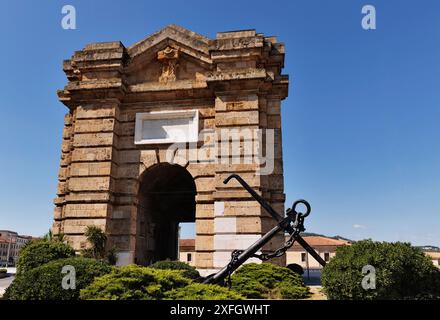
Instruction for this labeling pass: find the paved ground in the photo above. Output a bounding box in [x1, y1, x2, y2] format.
[302, 268, 322, 286]
[302, 269, 326, 300]
[0, 275, 15, 297]
[307, 285, 327, 300]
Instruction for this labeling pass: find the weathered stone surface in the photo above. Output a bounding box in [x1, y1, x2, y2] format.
[118, 122, 135, 136]
[267, 115, 281, 129]
[63, 218, 107, 234]
[113, 178, 138, 195]
[195, 252, 214, 268]
[73, 132, 117, 147]
[71, 147, 114, 162]
[111, 205, 136, 220]
[62, 126, 73, 139]
[215, 172, 261, 189]
[74, 118, 116, 133]
[196, 235, 214, 251]
[223, 201, 264, 217]
[107, 218, 136, 235]
[186, 164, 216, 178]
[53, 207, 62, 220]
[195, 203, 215, 219]
[70, 162, 113, 177]
[117, 150, 141, 164]
[236, 217, 263, 234]
[64, 203, 109, 218]
[117, 164, 139, 179]
[68, 177, 112, 192]
[65, 192, 112, 203]
[195, 176, 215, 193]
[215, 95, 259, 112]
[76, 105, 119, 119]
[215, 110, 259, 127]
[196, 219, 214, 235]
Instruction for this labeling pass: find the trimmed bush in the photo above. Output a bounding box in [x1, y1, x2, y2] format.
[287, 263, 304, 275]
[165, 283, 243, 300]
[151, 260, 200, 279]
[4, 257, 112, 300]
[0, 269, 6, 273]
[80, 265, 191, 300]
[231, 263, 310, 299]
[321, 240, 440, 300]
[16, 240, 75, 274]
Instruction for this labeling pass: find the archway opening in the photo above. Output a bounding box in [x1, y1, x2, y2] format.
[136, 163, 196, 265]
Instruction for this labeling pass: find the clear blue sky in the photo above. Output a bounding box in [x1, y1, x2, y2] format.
[0, 0, 439, 246]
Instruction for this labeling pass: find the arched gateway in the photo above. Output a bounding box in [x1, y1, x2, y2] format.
[53, 25, 289, 275]
[137, 163, 196, 265]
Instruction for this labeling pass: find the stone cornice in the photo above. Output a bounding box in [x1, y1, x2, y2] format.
[206, 68, 267, 82]
[59, 25, 289, 108]
[128, 24, 210, 58]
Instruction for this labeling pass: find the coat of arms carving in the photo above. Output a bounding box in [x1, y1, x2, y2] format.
[157, 46, 179, 83]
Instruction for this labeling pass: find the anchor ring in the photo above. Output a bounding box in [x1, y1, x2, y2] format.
[292, 199, 311, 218]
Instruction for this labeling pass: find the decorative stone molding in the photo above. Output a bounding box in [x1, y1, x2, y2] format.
[157, 46, 180, 83]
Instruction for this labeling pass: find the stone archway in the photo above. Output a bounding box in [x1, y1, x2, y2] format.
[53, 25, 289, 273]
[135, 163, 196, 265]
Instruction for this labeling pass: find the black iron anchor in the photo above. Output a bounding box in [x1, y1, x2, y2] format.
[203, 174, 326, 285]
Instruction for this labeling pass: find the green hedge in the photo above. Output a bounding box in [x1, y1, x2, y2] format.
[80, 265, 191, 300]
[16, 240, 75, 274]
[164, 283, 243, 300]
[4, 257, 112, 300]
[321, 240, 440, 300]
[151, 260, 200, 280]
[231, 263, 310, 299]
[80, 265, 242, 300]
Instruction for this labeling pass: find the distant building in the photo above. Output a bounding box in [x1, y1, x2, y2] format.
[179, 239, 196, 267]
[177, 236, 351, 269]
[0, 230, 33, 267]
[286, 236, 352, 269]
[178, 236, 440, 271]
[423, 251, 440, 267]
